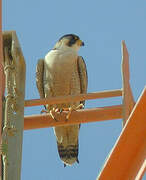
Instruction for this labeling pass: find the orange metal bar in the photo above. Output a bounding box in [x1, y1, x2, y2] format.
[97, 87, 146, 180]
[121, 41, 135, 126]
[24, 89, 122, 107]
[24, 105, 122, 130]
[135, 159, 146, 180]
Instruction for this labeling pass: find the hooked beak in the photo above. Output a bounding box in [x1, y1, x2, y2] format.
[77, 39, 85, 46]
[81, 41, 85, 46]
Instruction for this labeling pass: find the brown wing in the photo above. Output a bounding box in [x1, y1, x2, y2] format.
[77, 56, 88, 105]
[36, 59, 45, 99]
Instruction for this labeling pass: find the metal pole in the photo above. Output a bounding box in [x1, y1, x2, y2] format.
[24, 105, 123, 130]
[25, 89, 122, 107]
[97, 87, 146, 180]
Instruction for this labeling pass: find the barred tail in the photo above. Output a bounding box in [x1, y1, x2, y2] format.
[57, 143, 79, 166]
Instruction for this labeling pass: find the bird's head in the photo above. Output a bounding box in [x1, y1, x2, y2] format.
[53, 34, 84, 51]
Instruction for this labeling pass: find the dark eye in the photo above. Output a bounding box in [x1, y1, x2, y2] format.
[68, 38, 76, 46]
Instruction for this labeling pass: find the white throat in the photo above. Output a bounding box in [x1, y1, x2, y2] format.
[54, 42, 80, 52]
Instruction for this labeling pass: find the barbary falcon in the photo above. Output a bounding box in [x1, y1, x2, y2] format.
[36, 34, 88, 166]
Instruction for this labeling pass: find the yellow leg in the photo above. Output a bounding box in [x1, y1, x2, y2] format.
[66, 104, 84, 120]
[49, 108, 58, 122]
[41, 108, 59, 122]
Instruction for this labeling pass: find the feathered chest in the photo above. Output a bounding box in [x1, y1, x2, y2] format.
[43, 50, 79, 85]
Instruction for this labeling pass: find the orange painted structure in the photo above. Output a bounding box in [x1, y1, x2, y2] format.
[97, 87, 146, 180]
[25, 89, 122, 107]
[24, 105, 123, 130]
[121, 41, 135, 126]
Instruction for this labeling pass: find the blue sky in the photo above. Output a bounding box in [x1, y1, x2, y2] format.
[3, 0, 146, 179]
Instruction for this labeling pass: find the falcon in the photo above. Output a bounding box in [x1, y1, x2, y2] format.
[36, 34, 88, 166]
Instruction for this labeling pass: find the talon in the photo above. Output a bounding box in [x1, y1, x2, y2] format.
[41, 109, 49, 114]
[41, 108, 59, 122]
[55, 108, 59, 112]
[65, 103, 84, 120]
[54, 108, 63, 113]
[59, 109, 63, 113]
[50, 110, 58, 122]
[66, 107, 72, 120]
[78, 103, 84, 109]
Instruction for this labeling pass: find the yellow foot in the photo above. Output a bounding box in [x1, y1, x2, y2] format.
[50, 108, 61, 122]
[64, 104, 84, 121]
[41, 108, 59, 122]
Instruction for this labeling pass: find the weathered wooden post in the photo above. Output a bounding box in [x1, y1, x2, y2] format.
[0, 0, 5, 178]
[1, 31, 26, 180]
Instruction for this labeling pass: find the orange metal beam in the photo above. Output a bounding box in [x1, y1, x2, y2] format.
[24, 105, 122, 130]
[135, 159, 146, 180]
[24, 89, 122, 107]
[121, 41, 135, 126]
[97, 87, 146, 180]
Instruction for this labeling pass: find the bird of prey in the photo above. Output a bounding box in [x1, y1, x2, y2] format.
[36, 34, 88, 166]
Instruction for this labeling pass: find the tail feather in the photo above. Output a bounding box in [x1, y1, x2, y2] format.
[57, 143, 79, 166]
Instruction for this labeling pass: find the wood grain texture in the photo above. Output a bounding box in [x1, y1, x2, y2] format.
[2, 31, 26, 180]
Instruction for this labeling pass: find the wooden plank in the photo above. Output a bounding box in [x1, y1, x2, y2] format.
[2, 31, 26, 180]
[0, 0, 3, 178]
[96, 87, 146, 180]
[24, 89, 122, 107]
[24, 105, 122, 130]
[121, 40, 135, 126]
